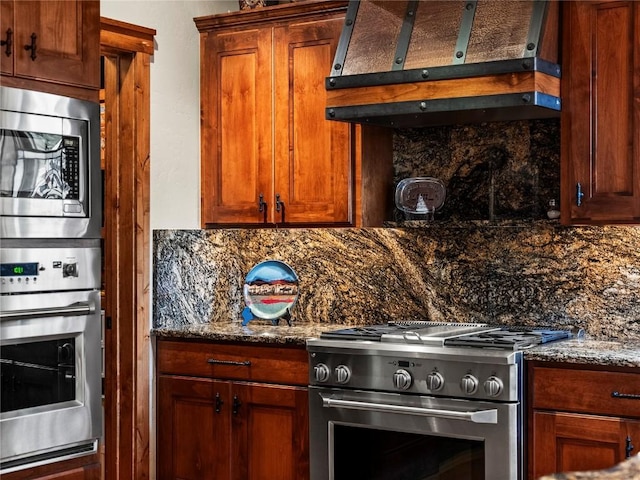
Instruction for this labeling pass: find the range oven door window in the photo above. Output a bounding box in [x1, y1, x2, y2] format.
[1, 338, 77, 413]
[333, 425, 485, 480]
[309, 387, 522, 480]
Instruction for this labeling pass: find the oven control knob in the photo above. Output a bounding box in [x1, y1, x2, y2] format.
[63, 262, 78, 278]
[393, 369, 412, 390]
[460, 374, 479, 395]
[335, 365, 351, 384]
[313, 363, 330, 383]
[483, 376, 504, 397]
[426, 371, 444, 392]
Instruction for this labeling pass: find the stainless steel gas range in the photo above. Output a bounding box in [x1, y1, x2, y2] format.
[307, 322, 574, 480]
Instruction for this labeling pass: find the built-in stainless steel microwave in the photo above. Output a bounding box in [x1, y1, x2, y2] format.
[0, 87, 101, 239]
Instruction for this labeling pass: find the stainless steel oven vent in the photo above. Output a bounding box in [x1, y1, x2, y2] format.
[326, 0, 561, 128]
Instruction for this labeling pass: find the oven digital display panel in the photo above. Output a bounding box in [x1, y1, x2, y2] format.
[0, 262, 39, 276]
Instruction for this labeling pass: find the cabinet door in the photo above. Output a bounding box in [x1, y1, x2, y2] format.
[561, 1, 640, 223]
[201, 27, 274, 226]
[0, 1, 12, 75]
[157, 376, 232, 480]
[11, 0, 100, 89]
[273, 16, 353, 225]
[531, 411, 640, 478]
[231, 382, 309, 480]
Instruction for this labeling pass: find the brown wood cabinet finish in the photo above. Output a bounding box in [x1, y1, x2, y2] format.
[528, 362, 640, 479]
[0, 0, 100, 101]
[196, 1, 392, 227]
[156, 339, 309, 480]
[1, 456, 101, 480]
[561, 1, 640, 224]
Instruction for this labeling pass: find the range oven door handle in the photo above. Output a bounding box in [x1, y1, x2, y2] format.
[321, 395, 498, 424]
[0, 301, 94, 320]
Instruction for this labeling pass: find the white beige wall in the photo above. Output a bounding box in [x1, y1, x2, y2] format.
[100, 0, 238, 229]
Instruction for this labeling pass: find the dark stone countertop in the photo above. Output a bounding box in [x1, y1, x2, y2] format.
[538, 454, 640, 479]
[523, 337, 640, 368]
[152, 321, 330, 347]
[152, 323, 640, 368]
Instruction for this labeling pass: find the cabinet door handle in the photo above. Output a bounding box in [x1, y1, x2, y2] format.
[215, 392, 223, 413]
[576, 182, 584, 207]
[258, 193, 267, 212]
[612, 391, 640, 400]
[1, 28, 12, 57]
[232, 395, 241, 415]
[626, 436, 634, 458]
[24, 32, 37, 61]
[275, 193, 285, 222]
[207, 358, 251, 367]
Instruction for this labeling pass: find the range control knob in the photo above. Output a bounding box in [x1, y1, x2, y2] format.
[393, 369, 412, 390]
[483, 376, 504, 397]
[334, 365, 351, 384]
[313, 363, 330, 383]
[460, 374, 479, 395]
[426, 371, 445, 391]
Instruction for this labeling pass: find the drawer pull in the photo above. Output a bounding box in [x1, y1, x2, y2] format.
[207, 358, 252, 367]
[612, 391, 640, 400]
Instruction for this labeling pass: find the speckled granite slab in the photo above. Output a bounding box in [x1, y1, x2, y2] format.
[524, 338, 640, 368]
[152, 322, 640, 368]
[153, 223, 640, 340]
[538, 454, 640, 479]
[153, 320, 328, 347]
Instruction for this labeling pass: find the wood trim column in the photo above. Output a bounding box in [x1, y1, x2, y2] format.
[100, 18, 155, 480]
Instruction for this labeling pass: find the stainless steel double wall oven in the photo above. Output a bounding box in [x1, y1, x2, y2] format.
[0, 86, 103, 474]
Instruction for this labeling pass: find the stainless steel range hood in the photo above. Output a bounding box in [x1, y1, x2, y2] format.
[325, 0, 561, 128]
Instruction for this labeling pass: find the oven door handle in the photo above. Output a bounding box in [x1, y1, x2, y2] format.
[0, 301, 94, 320]
[321, 395, 498, 424]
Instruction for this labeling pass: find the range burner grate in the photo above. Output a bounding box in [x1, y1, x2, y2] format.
[319, 324, 412, 341]
[444, 329, 572, 350]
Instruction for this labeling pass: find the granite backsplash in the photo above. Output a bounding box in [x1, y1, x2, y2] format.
[153, 119, 639, 339]
[153, 224, 640, 339]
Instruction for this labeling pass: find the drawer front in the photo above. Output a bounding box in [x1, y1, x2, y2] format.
[157, 339, 308, 386]
[531, 365, 640, 418]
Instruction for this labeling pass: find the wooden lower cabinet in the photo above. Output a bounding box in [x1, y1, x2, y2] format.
[156, 339, 309, 480]
[528, 362, 640, 479]
[532, 411, 640, 475]
[1, 457, 101, 480]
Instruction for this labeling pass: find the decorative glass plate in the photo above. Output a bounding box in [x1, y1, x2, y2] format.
[395, 177, 446, 217]
[243, 260, 299, 320]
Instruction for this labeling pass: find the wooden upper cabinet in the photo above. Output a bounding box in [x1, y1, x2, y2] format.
[197, 1, 361, 227]
[201, 25, 274, 224]
[561, 1, 640, 224]
[0, 1, 13, 76]
[0, 0, 100, 100]
[273, 16, 350, 225]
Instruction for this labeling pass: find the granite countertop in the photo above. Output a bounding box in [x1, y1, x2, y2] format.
[152, 323, 640, 367]
[538, 454, 640, 480]
[523, 337, 640, 368]
[152, 320, 330, 347]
